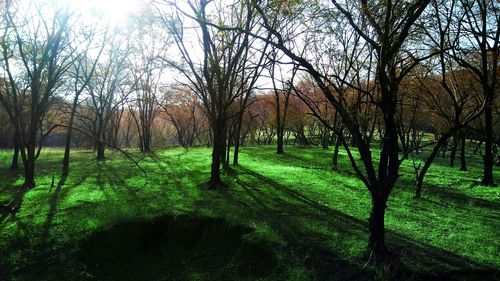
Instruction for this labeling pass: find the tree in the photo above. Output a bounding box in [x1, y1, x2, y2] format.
[0, 0, 74, 188]
[128, 9, 170, 153]
[0, 78, 20, 169]
[158, 0, 268, 189]
[450, 0, 499, 186]
[248, 0, 433, 261]
[248, 94, 277, 144]
[267, 48, 296, 154]
[61, 24, 107, 177]
[76, 33, 133, 160]
[160, 87, 202, 147]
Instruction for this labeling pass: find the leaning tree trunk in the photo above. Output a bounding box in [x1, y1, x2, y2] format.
[62, 125, 73, 177]
[62, 97, 79, 177]
[332, 132, 342, 170]
[415, 134, 451, 198]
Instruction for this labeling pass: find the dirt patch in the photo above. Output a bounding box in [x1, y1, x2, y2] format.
[78, 215, 277, 281]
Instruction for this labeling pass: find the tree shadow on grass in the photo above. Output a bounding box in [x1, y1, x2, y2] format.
[15, 169, 100, 280]
[40, 175, 71, 249]
[0, 171, 35, 276]
[231, 166, 498, 280]
[421, 185, 500, 209]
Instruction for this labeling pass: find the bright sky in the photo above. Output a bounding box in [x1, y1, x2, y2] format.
[57, 0, 143, 25]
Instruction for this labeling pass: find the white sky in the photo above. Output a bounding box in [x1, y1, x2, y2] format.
[55, 0, 144, 25]
[48, 0, 293, 92]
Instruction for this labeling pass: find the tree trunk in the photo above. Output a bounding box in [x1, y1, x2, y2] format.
[143, 132, 151, 153]
[449, 136, 457, 167]
[221, 127, 227, 164]
[225, 135, 231, 171]
[322, 128, 329, 149]
[62, 98, 79, 177]
[207, 120, 227, 189]
[143, 142, 151, 153]
[415, 134, 450, 198]
[233, 114, 243, 166]
[24, 159, 35, 188]
[368, 195, 390, 260]
[208, 138, 223, 188]
[411, 128, 420, 155]
[62, 126, 72, 177]
[276, 99, 284, 154]
[332, 133, 342, 170]
[440, 140, 447, 158]
[96, 141, 105, 160]
[276, 126, 284, 154]
[10, 137, 19, 170]
[481, 104, 494, 185]
[223, 125, 231, 172]
[233, 137, 240, 166]
[138, 135, 144, 152]
[23, 142, 36, 188]
[460, 130, 468, 171]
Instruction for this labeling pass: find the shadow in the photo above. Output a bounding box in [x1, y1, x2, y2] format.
[40, 175, 70, 250]
[0, 168, 29, 228]
[0, 180, 37, 281]
[423, 185, 500, 210]
[231, 166, 498, 279]
[0, 189, 27, 228]
[77, 215, 275, 281]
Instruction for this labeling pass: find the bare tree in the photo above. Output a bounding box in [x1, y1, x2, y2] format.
[411, 0, 486, 196]
[76, 33, 134, 160]
[128, 10, 171, 153]
[0, 0, 74, 188]
[248, 0, 433, 261]
[158, 0, 267, 189]
[449, 0, 499, 186]
[267, 49, 296, 154]
[160, 87, 202, 147]
[61, 24, 107, 177]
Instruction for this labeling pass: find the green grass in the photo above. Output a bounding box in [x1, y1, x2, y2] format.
[0, 145, 498, 280]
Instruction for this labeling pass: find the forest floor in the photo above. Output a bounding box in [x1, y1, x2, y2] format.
[0, 145, 498, 281]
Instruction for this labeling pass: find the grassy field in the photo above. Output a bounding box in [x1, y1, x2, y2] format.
[0, 145, 498, 280]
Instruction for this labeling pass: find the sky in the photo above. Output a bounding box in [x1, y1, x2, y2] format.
[56, 0, 143, 25]
[43, 0, 294, 92]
